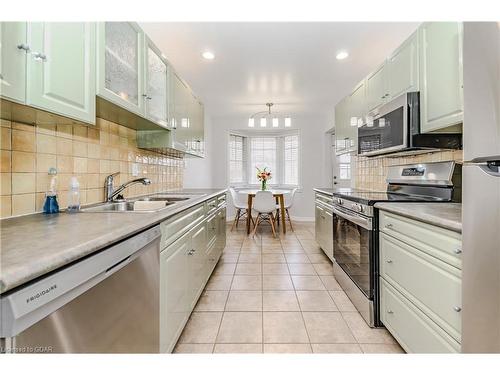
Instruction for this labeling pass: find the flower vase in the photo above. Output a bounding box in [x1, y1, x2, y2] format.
[261, 180, 267, 191]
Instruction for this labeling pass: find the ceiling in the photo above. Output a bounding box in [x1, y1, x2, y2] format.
[140, 22, 419, 118]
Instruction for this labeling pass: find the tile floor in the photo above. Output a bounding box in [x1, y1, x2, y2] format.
[174, 221, 404, 354]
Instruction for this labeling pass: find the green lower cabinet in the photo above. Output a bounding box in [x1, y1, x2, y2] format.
[159, 197, 226, 353]
[26, 22, 96, 124]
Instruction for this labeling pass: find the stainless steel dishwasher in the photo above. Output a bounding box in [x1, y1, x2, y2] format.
[0, 225, 161, 353]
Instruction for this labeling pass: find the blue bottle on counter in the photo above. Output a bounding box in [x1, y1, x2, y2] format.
[43, 168, 59, 214]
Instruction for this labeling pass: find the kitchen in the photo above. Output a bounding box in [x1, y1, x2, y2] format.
[1, 2, 500, 372]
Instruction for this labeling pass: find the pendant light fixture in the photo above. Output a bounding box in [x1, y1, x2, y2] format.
[248, 103, 292, 128]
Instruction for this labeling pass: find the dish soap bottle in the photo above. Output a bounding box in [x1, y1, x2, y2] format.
[67, 177, 81, 213]
[43, 167, 60, 214]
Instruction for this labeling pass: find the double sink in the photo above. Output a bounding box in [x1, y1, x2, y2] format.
[81, 194, 203, 213]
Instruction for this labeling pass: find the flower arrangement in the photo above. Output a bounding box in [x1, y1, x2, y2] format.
[256, 167, 272, 190]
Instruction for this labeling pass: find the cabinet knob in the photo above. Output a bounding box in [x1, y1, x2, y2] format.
[17, 43, 30, 52]
[454, 248, 462, 254]
[386, 259, 393, 264]
[32, 52, 47, 62]
[188, 249, 195, 256]
[453, 306, 462, 312]
[385, 223, 393, 229]
[387, 309, 394, 314]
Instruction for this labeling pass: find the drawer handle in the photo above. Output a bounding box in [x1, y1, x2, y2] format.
[386, 259, 393, 264]
[385, 223, 394, 229]
[387, 309, 394, 314]
[453, 306, 462, 312]
[188, 249, 195, 256]
[454, 248, 462, 254]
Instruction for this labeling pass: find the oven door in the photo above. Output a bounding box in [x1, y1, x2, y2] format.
[332, 205, 374, 299]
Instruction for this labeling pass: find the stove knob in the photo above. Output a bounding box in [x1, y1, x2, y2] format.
[337, 198, 343, 205]
[356, 204, 364, 213]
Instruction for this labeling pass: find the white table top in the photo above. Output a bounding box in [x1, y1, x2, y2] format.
[238, 189, 291, 195]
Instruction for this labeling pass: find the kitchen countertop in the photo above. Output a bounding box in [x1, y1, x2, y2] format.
[374, 202, 462, 233]
[313, 188, 336, 196]
[0, 189, 227, 294]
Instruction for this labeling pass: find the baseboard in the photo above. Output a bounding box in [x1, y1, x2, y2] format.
[289, 216, 315, 222]
[226, 216, 314, 222]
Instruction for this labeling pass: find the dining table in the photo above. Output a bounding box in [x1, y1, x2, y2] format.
[237, 189, 291, 235]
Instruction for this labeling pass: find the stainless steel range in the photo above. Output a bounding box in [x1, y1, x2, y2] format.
[331, 161, 461, 327]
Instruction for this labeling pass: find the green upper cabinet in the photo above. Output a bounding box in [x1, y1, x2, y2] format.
[168, 70, 190, 152]
[144, 37, 168, 128]
[26, 22, 96, 124]
[97, 22, 145, 116]
[0, 22, 28, 103]
[387, 31, 419, 101]
[365, 62, 388, 114]
[419, 22, 463, 133]
[1, 22, 96, 124]
[187, 94, 205, 156]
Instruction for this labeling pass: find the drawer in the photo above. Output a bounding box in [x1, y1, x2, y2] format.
[380, 278, 460, 353]
[206, 213, 217, 248]
[217, 193, 226, 207]
[315, 192, 333, 205]
[379, 211, 462, 269]
[205, 241, 222, 277]
[380, 233, 462, 341]
[161, 203, 205, 249]
[206, 197, 218, 214]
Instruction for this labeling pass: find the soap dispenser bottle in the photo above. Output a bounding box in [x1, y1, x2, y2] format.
[43, 167, 60, 214]
[67, 176, 81, 213]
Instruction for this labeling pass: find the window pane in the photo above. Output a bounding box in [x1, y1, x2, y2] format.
[250, 137, 276, 184]
[229, 135, 246, 183]
[284, 134, 299, 185]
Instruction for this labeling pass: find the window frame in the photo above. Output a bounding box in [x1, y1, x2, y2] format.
[227, 129, 301, 189]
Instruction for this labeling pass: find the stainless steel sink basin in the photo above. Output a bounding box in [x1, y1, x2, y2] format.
[80, 194, 202, 213]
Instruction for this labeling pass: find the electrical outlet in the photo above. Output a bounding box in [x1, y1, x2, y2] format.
[131, 163, 139, 177]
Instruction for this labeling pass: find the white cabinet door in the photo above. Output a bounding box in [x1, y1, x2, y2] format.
[347, 80, 364, 151]
[1, 22, 27, 103]
[365, 63, 388, 114]
[419, 22, 463, 132]
[26, 22, 96, 124]
[387, 31, 419, 100]
[144, 38, 168, 128]
[188, 222, 207, 310]
[97, 22, 144, 116]
[160, 232, 190, 353]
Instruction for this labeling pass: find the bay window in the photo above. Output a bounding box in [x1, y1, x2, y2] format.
[228, 131, 300, 187]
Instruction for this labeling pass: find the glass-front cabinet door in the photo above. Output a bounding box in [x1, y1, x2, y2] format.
[97, 22, 144, 115]
[145, 38, 168, 128]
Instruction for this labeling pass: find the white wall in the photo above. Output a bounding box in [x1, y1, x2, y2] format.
[204, 114, 331, 221]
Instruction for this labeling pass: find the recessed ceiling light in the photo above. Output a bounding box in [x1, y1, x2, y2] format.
[336, 50, 349, 60]
[202, 51, 215, 60]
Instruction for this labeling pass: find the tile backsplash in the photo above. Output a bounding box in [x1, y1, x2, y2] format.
[0, 117, 184, 218]
[353, 149, 464, 191]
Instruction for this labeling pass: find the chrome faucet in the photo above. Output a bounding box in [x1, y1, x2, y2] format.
[104, 172, 151, 202]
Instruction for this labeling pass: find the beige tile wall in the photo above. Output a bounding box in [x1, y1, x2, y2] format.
[353, 149, 463, 191]
[0, 118, 184, 218]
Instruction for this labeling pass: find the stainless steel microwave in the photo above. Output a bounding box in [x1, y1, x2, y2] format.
[357, 92, 462, 157]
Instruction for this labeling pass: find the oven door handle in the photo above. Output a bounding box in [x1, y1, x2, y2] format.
[332, 206, 372, 230]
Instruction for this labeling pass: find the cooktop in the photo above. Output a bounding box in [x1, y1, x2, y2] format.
[330, 188, 450, 205]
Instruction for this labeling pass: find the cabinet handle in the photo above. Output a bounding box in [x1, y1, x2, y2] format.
[32, 52, 47, 62]
[387, 309, 394, 314]
[453, 306, 462, 312]
[386, 259, 393, 264]
[454, 248, 462, 254]
[142, 94, 152, 100]
[188, 249, 195, 255]
[385, 223, 393, 229]
[17, 43, 30, 52]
